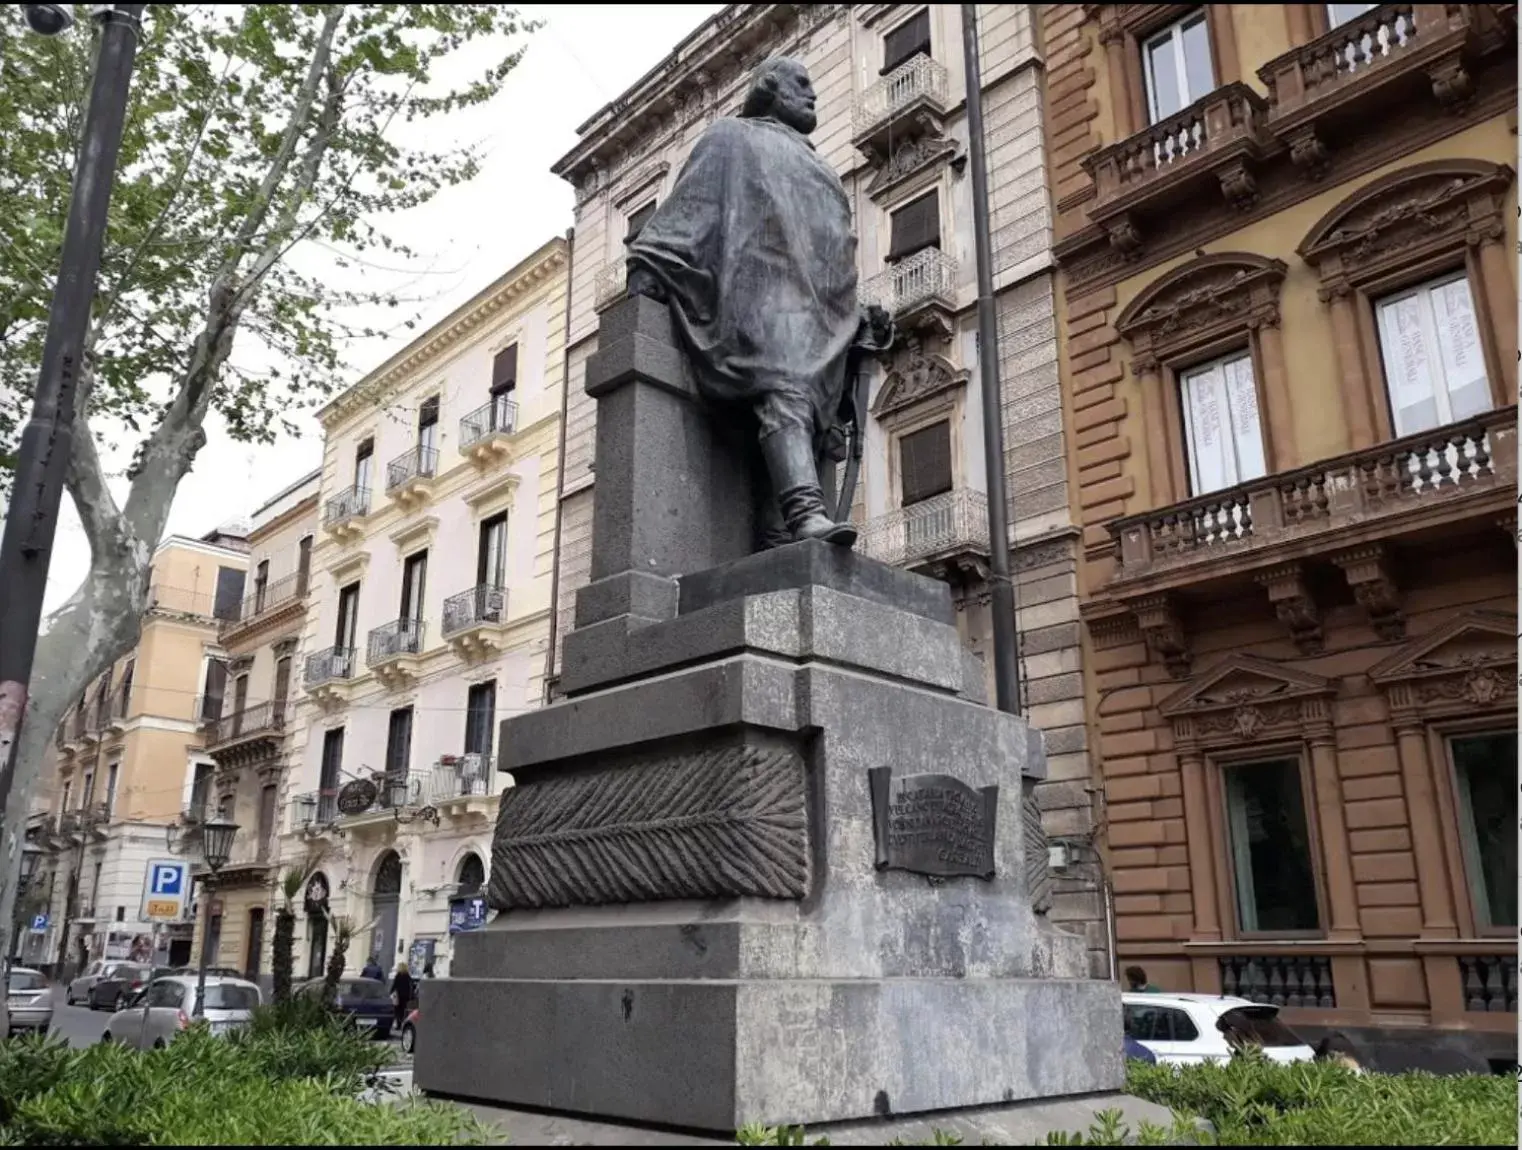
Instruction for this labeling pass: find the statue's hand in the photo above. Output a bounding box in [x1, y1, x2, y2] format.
[627, 264, 667, 303]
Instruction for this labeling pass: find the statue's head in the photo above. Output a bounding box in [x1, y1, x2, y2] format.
[740, 57, 817, 136]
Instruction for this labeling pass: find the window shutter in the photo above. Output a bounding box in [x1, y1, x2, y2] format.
[203, 659, 228, 720]
[882, 8, 931, 73]
[418, 395, 439, 430]
[888, 191, 940, 262]
[626, 200, 657, 242]
[386, 708, 413, 778]
[491, 344, 518, 395]
[898, 420, 953, 507]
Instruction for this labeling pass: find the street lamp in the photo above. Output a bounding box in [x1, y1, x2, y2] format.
[193, 817, 238, 1015]
[388, 774, 438, 828]
[0, 0, 147, 972]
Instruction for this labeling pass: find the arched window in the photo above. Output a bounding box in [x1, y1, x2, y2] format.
[456, 854, 485, 896]
[374, 851, 402, 897]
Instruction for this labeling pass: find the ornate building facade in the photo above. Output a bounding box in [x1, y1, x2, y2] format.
[548, 3, 1112, 973]
[1048, 2, 1516, 1069]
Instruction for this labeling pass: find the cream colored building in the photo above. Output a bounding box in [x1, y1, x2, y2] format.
[548, 4, 1108, 969]
[31, 531, 250, 974]
[283, 236, 568, 980]
[186, 471, 320, 979]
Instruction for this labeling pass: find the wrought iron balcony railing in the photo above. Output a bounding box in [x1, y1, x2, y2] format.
[223, 570, 307, 631]
[860, 247, 957, 317]
[202, 700, 287, 748]
[442, 584, 507, 637]
[851, 52, 949, 139]
[323, 485, 370, 528]
[367, 618, 424, 665]
[460, 396, 519, 447]
[428, 754, 494, 802]
[860, 488, 990, 568]
[303, 646, 356, 687]
[386, 444, 439, 492]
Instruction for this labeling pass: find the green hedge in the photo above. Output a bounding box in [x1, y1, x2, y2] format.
[0, 1005, 500, 1146]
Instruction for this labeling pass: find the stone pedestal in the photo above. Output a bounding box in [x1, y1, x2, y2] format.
[415, 293, 1127, 1138]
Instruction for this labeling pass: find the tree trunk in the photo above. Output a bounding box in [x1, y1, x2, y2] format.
[271, 907, 295, 1004]
[322, 920, 351, 1006]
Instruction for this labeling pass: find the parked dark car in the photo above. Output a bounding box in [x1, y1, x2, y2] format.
[296, 976, 392, 1038]
[1124, 1034, 1158, 1064]
[158, 965, 246, 981]
[89, 963, 155, 1012]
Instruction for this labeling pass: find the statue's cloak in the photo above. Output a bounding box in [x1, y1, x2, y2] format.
[626, 115, 863, 437]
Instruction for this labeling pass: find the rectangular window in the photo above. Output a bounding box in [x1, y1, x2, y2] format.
[253, 560, 269, 613]
[105, 764, 119, 817]
[882, 7, 931, 73]
[273, 656, 292, 716]
[1223, 757, 1321, 934]
[213, 566, 245, 622]
[1181, 350, 1267, 496]
[464, 681, 497, 759]
[478, 514, 508, 589]
[201, 658, 228, 722]
[190, 763, 213, 818]
[418, 395, 440, 456]
[491, 345, 518, 397]
[354, 438, 374, 493]
[1449, 731, 1517, 929]
[400, 551, 428, 624]
[82, 770, 94, 807]
[61, 782, 71, 814]
[318, 728, 345, 822]
[296, 536, 313, 596]
[1143, 9, 1215, 123]
[231, 673, 249, 719]
[887, 190, 941, 263]
[1326, 3, 1376, 28]
[336, 583, 361, 651]
[625, 201, 657, 243]
[1374, 271, 1492, 438]
[245, 907, 265, 979]
[120, 659, 134, 714]
[898, 420, 953, 507]
[386, 707, 414, 780]
[257, 784, 278, 844]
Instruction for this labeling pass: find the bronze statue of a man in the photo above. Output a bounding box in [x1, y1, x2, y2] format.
[626, 57, 893, 548]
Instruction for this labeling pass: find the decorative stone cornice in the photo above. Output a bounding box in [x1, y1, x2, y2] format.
[318, 237, 568, 432]
[871, 339, 969, 420]
[1329, 544, 1403, 641]
[1131, 592, 1190, 679]
[1159, 653, 1335, 751]
[1255, 562, 1323, 655]
[1115, 252, 1287, 362]
[1368, 609, 1517, 720]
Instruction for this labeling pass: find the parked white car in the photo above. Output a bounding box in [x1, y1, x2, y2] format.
[100, 975, 261, 1050]
[1122, 992, 1316, 1066]
[6, 967, 53, 1034]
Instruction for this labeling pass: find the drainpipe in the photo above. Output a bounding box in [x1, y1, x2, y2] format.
[542, 227, 576, 703]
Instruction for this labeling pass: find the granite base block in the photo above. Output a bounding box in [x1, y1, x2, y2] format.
[415, 974, 1122, 1133]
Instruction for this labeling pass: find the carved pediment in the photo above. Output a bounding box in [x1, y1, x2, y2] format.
[1298, 160, 1514, 277]
[866, 133, 960, 202]
[1160, 654, 1334, 745]
[1115, 253, 1286, 360]
[1367, 611, 1517, 702]
[872, 340, 969, 420]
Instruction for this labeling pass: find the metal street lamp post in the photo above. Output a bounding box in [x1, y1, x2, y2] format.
[0, 2, 148, 956]
[193, 818, 238, 1015]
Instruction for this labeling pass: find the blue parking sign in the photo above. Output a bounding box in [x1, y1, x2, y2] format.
[150, 862, 185, 896]
[142, 859, 189, 921]
[29, 914, 47, 933]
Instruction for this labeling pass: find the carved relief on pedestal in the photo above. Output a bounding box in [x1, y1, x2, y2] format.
[1255, 563, 1323, 655]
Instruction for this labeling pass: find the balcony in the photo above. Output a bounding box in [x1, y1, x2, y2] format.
[332, 770, 429, 828]
[105, 685, 130, 734]
[366, 618, 425, 687]
[442, 584, 509, 662]
[290, 789, 340, 834]
[322, 485, 370, 542]
[1082, 84, 1270, 251]
[859, 247, 958, 341]
[459, 396, 520, 467]
[303, 646, 357, 708]
[80, 802, 110, 837]
[851, 53, 950, 164]
[220, 570, 308, 642]
[1257, 4, 1509, 174]
[197, 827, 280, 879]
[861, 488, 992, 583]
[1109, 409, 1516, 588]
[80, 701, 108, 746]
[427, 754, 495, 808]
[201, 701, 287, 766]
[386, 444, 439, 511]
[593, 262, 627, 313]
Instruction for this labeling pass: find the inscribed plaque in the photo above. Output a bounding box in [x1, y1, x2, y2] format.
[868, 767, 998, 880]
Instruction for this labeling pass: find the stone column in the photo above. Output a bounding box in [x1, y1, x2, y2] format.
[1135, 359, 1175, 507]
[1475, 235, 1517, 395]
[1099, 26, 1134, 138]
[1306, 729, 1360, 939]
[1393, 718, 1458, 937]
[1254, 319, 1296, 471]
[1177, 745, 1222, 940]
[1322, 286, 1376, 449]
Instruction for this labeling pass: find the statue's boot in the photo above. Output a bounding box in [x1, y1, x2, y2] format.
[760, 428, 857, 547]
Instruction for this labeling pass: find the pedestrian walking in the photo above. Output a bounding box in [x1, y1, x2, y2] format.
[361, 955, 383, 980]
[1125, 966, 1162, 993]
[390, 962, 414, 1033]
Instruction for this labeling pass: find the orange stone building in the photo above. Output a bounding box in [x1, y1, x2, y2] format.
[1045, 2, 1517, 1071]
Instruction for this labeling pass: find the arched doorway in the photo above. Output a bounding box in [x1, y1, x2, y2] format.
[370, 851, 402, 974]
[456, 853, 485, 896]
[303, 872, 330, 981]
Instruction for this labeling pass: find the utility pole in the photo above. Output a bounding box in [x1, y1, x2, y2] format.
[960, 4, 1022, 715]
[0, 5, 146, 905]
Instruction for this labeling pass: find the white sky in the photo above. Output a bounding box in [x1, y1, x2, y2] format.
[39, 3, 721, 613]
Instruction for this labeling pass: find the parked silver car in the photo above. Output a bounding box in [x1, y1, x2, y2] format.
[66, 959, 127, 1006]
[100, 975, 261, 1050]
[6, 967, 53, 1034]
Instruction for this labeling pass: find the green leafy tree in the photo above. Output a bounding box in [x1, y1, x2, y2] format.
[271, 853, 323, 1005]
[0, 3, 537, 957]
